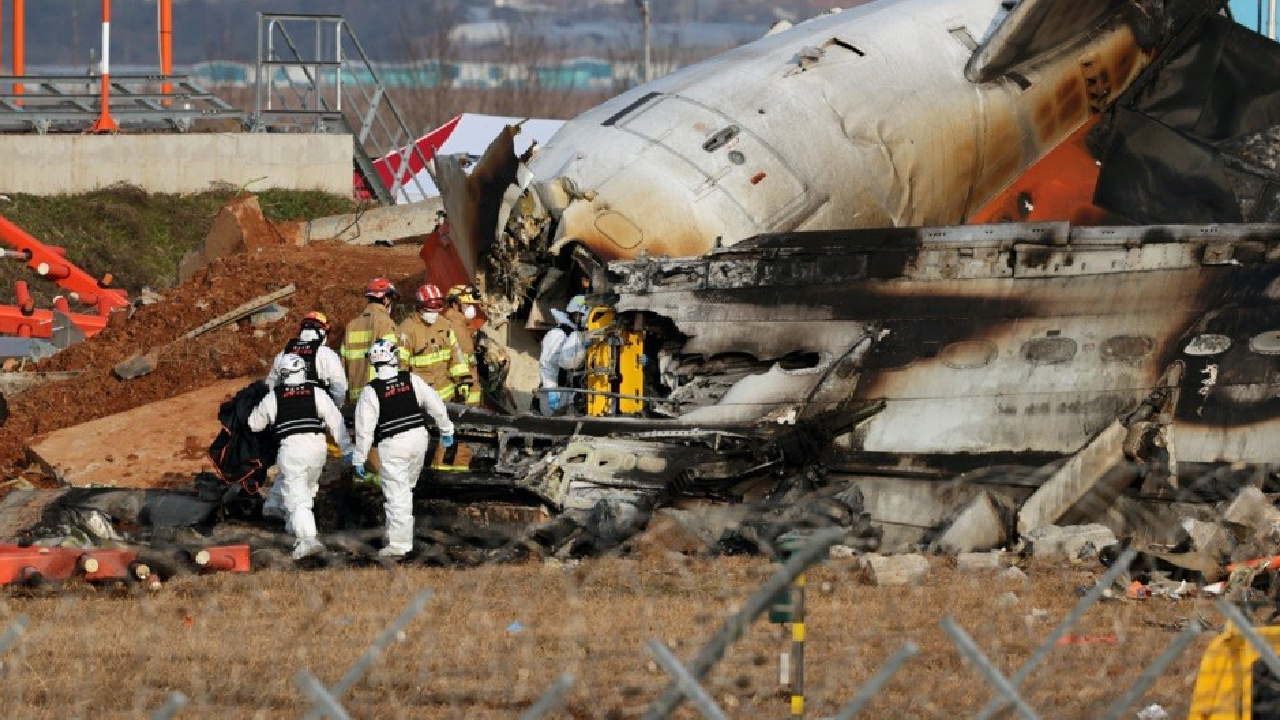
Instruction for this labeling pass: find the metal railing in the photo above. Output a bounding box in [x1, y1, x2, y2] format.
[0, 74, 242, 133]
[252, 13, 436, 204]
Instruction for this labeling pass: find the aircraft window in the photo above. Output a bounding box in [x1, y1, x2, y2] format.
[1250, 331, 1280, 356]
[1101, 335, 1154, 362]
[1185, 334, 1231, 356]
[1022, 337, 1077, 365]
[939, 341, 997, 369]
[702, 125, 740, 153]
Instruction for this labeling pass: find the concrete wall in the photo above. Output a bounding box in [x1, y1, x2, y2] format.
[0, 134, 353, 196]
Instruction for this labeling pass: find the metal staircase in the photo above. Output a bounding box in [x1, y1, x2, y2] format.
[251, 13, 433, 204]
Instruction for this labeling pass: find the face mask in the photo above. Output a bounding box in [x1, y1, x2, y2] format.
[423, 311, 440, 324]
[375, 364, 399, 381]
[462, 305, 477, 321]
[299, 328, 320, 343]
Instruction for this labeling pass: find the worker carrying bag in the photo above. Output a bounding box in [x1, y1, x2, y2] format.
[208, 380, 279, 495]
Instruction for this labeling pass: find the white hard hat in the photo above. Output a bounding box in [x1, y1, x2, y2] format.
[367, 339, 398, 367]
[566, 295, 587, 315]
[279, 354, 307, 383]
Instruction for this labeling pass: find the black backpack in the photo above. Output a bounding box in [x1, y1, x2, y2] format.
[208, 381, 279, 495]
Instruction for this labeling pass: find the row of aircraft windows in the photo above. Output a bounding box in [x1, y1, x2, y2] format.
[929, 336, 1155, 370]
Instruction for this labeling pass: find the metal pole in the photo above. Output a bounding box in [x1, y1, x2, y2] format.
[159, 0, 173, 99]
[791, 573, 805, 719]
[13, 0, 23, 99]
[90, 0, 117, 131]
[641, 529, 844, 720]
[642, 0, 651, 83]
[1, 0, 5, 97]
[1270, 0, 1277, 40]
[335, 19, 343, 113]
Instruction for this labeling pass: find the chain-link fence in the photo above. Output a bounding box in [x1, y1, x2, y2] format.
[0, 525, 1264, 719]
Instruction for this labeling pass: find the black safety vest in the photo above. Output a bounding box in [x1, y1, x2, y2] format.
[273, 384, 326, 438]
[370, 371, 427, 444]
[284, 337, 324, 386]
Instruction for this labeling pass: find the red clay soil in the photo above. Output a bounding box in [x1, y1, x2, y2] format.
[0, 241, 426, 478]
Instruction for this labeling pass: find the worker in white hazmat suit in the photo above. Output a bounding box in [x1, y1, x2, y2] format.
[350, 339, 454, 558]
[262, 311, 347, 521]
[248, 354, 354, 560]
[538, 294, 588, 414]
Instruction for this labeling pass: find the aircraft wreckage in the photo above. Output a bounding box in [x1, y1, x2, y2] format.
[402, 0, 1280, 554]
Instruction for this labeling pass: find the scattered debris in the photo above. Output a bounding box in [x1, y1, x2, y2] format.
[1222, 487, 1280, 537]
[999, 566, 1029, 585]
[956, 551, 1006, 571]
[113, 284, 296, 380]
[996, 592, 1019, 609]
[866, 553, 930, 586]
[934, 491, 1009, 554]
[1137, 705, 1169, 720]
[1016, 421, 1127, 536]
[1056, 635, 1119, 645]
[1022, 524, 1118, 560]
[248, 302, 288, 327]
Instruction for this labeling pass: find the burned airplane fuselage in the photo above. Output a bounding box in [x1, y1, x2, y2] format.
[443, 222, 1280, 518]
[430, 0, 1280, 513]
[603, 222, 1280, 469]
[485, 0, 1221, 268]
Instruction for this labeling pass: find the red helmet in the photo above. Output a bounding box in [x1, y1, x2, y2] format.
[415, 283, 446, 311]
[300, 310, 329, 332]
[364, 278, 398, 300]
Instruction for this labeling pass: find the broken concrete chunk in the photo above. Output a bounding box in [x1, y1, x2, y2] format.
[1000, 566, 1029, 584]
[1024, 524, 1118, 560]
[829, 544, 856, 559]
[138, 287, 163, 306]
[1017, 421, 1127, 536]
[1183, 518, 1235, 557]
[1222, 486, 1280, 537]
[867, 553, 930, 586]
[934, 491, 1007, 553]
[249, 303, 288, 327]
[957, 551, 1006, 571]
[996, 592, 1019, 609]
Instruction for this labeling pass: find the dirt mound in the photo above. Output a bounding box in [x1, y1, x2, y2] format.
[1, 241, 425, 475]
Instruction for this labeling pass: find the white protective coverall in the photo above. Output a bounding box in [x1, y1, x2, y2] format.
[248, 382, 353, 546]
[538, 309, 587, 412]
[261, 333, 349, 519]
[265, 335, 348, 404]
[352, 369, 454, 555]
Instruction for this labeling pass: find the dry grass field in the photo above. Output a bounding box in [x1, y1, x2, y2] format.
[0, 554, 1226, 719]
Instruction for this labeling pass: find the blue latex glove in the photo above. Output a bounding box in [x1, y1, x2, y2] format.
[354, 465, 368, 481]
[441, 434, 455, 448]
[342, 452, 353, 466]
[546, 391, 561, 412]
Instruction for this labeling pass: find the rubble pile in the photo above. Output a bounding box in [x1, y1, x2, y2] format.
[0, 241, 424, 478]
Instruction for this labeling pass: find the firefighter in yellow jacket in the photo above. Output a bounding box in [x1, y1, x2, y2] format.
[443, 284, 484, 406]
[397, 283, 469, 402]
[339, 278, 401, 405]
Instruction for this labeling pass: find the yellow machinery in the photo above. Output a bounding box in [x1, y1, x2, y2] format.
[1189, 623, 1280, 719]
[584, 306, 644, 416]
